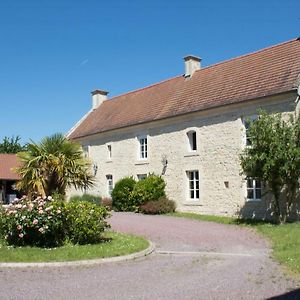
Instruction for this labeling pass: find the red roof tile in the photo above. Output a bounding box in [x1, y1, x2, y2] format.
[69, 38, 300, 139]
[0, 154, 21, 180]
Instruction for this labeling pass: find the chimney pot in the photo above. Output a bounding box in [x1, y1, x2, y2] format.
[91, 89, 109, 109]
[184, 55, 201, 78]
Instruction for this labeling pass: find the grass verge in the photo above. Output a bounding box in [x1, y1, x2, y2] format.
[168, 212, 300, 276]
[0, 232, 149, 263]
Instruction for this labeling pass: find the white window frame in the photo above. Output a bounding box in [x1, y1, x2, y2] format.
[106, 174, 113, 196]
[187, 130, 197, 152]
[186, 170, 200, 201]
[138, 135, 148, 160]
[246, 178, 262, 201]
[243, 115, 257, 147]
[137, 174, 147, 181]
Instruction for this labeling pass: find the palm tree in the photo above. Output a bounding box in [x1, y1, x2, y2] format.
[16, 133, 94, 198]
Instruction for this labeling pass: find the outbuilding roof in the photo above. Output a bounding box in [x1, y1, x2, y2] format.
[0, 154, 21, 180]
[69, 38, 300, 139]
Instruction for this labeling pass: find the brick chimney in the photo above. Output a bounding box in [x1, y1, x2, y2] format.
[91, 90, 109, 110]
[184, 55, 201, 78]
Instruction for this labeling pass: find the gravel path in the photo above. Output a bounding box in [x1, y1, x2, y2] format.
[0, 212, 299, 300]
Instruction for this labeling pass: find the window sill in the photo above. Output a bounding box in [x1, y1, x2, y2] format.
[135, 160, 149, 165]
[183, 200, 202, 206]
[246, 199, 262, 202]
[184, 152, 199, 158]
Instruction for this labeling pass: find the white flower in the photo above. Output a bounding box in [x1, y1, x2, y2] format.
[18, 233, 24, 238]
[47, 196, 53, 201]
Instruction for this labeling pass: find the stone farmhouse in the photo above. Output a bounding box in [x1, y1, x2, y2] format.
[68, 38, 300, 219]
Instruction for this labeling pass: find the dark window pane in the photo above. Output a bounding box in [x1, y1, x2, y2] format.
[247, 179, 253, 188]
[196, 181, 199, 189]
[247, 189, 253, 199]
[190, 191, 194, 199]
[196, 190, 199, 199]
[195, 171, 199, 180]
[256, 180, 261, 188]
[256, 189, 261, 199]
[190, 181, 194, 189]
[192, 132, 197, 150]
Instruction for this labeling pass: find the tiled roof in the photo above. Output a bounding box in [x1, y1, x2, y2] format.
[0, 154, 21, 180]
[69, 38, 300, 139]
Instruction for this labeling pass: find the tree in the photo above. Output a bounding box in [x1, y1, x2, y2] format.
[0, 135, 26, 153]
[16, 133, 94, 198]
[240, 111, 300, 223]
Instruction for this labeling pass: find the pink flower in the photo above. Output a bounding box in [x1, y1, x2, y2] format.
[45, 206, 53, 212]
[17, 225, 22, 230]
[19, 233, 24, 238]
[33, 219, 38, 225]
[38, 210, 43, 214]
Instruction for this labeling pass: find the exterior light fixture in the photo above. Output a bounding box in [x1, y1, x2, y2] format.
[93, 163, 98, 176]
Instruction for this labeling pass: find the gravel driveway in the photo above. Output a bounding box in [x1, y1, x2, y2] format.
[0, 212, 299, 300]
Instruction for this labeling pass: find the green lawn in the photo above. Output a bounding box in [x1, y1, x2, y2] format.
[0, 232, 149, 263]
[169, 212, 300, 277]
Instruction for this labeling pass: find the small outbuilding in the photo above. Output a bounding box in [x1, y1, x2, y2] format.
[0, 154, 21, 203]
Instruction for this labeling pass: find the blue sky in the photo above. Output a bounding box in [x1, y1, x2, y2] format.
[0, 0, 299, 144]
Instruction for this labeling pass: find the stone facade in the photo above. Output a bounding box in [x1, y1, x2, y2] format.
[69, 91, 299, 218]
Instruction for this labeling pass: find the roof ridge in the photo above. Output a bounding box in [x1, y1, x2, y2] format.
[197, 37, 300, 73]
[104, 74, 183, 103]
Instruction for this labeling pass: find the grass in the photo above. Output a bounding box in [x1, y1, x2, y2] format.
[168, 212, 300, 277]
[0, 232, 149, 263]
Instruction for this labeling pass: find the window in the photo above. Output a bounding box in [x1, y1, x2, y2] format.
[187, 170, 200, 200]
[247, 178, 261, 201]
[82, 145, 89, 158]
[243, 116, 257, 146]
[137, 174, 147, 181]
[187, 130, 197, 151]
[107, 144, 112, 159]
[106, 175, 113, 196]
[138, 136, 148, 159]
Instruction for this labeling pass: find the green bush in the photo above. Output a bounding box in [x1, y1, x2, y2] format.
[139, 197, 176, 214]
[69, 194, 102, 206]
[66, 201, 110, 245]
[111, 177, 137, 211]
[131, 174, 166, 206]
[0, 196, 67, 247]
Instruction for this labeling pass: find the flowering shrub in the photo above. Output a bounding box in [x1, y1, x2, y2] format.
[66, 201, 110, 245]
[0, 196, 67, 247]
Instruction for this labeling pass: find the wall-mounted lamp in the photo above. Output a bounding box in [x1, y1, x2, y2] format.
[93, 163, 98, 176]
[161, 155, 168, 175]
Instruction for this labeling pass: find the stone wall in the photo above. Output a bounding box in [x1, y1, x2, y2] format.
[69, 91, 298, 218]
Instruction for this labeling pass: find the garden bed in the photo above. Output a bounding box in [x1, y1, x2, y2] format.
[0, 232, 149, 262]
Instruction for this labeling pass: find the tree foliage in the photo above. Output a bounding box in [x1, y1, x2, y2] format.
[0, 135, 26, 153]
[240, 110, 300, 223]
[16, 133, 94, 198]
